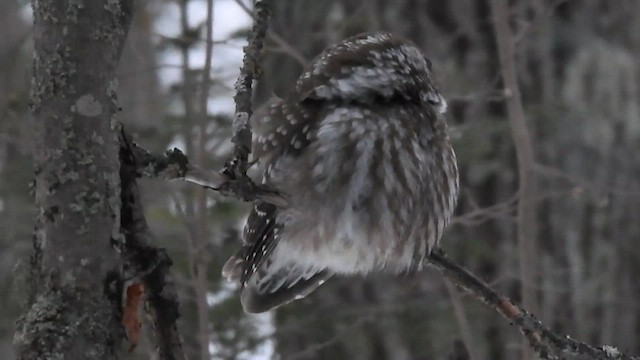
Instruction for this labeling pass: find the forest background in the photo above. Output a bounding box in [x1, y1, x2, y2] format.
[1, 0, 640, 359]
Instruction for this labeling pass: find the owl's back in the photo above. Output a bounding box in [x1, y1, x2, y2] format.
[260, 97, 457, 274]
[227, 32, 459, 313]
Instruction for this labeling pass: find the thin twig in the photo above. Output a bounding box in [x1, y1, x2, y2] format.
[444, 278, 482, 360]
[231, 0, 308, 66]
[195, 1, 215, 358]
[535, 163, 640, 197]
[124, 0, 287, 209]
[287, 318, 370, 360]
[127, 142, 287, 207]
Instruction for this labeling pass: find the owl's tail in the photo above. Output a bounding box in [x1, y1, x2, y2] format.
[241, 259, 332, 313]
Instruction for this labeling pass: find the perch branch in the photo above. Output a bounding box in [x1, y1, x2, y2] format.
[127, 141, 287, 207]
[127, 0, 284, 207]
[428, 250, 637, 360]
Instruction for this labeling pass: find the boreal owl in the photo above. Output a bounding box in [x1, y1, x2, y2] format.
[223, 32, 459, 313]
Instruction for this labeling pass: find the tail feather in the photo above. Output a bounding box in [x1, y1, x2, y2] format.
[224, 201, 333, 313]
[241, 260, 332, 313]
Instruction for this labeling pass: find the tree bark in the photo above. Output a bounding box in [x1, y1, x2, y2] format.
[14, 1, 133, 358]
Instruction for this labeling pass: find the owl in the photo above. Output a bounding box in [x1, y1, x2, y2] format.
[223, 32, 459, 313]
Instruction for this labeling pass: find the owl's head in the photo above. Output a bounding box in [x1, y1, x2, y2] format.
[295, 32, 447, 114]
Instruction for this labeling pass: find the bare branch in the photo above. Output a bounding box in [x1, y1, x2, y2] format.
[122, 1, 286, 209]
[535, 163, 640, 197]
[225, 0, 272, 179]
[194, 1, 215, 358]
[444, 278, 482, 360]
[126, 141, 288, 208]
[231, 0, 308, 66]
[429, 250, 638, 360]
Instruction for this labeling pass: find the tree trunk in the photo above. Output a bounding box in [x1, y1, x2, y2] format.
[14, 1, 133, 359]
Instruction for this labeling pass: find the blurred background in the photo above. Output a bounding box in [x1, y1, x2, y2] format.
[2, 0, 640, 359]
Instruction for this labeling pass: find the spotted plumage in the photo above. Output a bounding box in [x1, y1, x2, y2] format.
[222, 32, 459, 313]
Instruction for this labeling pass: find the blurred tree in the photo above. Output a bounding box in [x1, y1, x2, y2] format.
[147, 1, 265, 359]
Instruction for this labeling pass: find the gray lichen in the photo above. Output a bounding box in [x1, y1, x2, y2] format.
[30, 45, 76, 112]
[602, 345, 621, 358]
[66, 0, 85, 22]
[91, 131, 105, 146]
[104, 0, 123, 17]
[33, 0, 59, 24]
[15, 284, 120, 360]
[106, 79, 118, 99]
[14, 290, 72, 360]
[105, 171, 124, 246]
[92, 24, 125, 49]
[75, 94, 103, 117]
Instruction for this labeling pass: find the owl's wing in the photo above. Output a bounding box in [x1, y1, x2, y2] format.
[225, 201, 332, 313]
[241, 256, 332, 313]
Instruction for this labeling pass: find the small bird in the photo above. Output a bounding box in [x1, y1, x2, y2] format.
[223, 32, 459, 313]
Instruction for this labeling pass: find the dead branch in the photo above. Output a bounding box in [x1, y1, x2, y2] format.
[127, 142, 287, 207]
[225, 0, 272, 180]
[119, 130, 186, 360]
[231, 0, 308, 66]
[444, 278, 482, 360]
[127, 0, 286, 209]
[429, 250, 638, 360]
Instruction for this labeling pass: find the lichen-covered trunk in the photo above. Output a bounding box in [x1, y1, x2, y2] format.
[14, 1, 133, 359]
